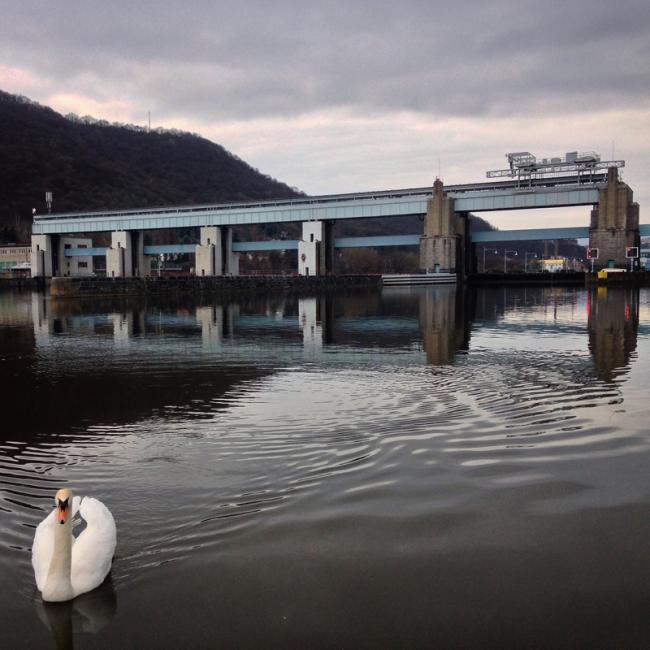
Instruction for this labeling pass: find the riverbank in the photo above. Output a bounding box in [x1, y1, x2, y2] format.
[48, 274, 382, 298]
[0, 277, 44, 291]
[470, 272, 586, 286]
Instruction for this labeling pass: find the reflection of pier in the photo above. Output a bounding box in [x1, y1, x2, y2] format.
[471, 285, 641, 384]
[418, 286, 471, 365]
[588, 287, 639, 382]
[299, 297, 323, 353]
[24, 287, 643, 382]
[30, 290, 473, 366]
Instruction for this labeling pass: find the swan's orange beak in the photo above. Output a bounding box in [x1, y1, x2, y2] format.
[57, 498, 69, 525]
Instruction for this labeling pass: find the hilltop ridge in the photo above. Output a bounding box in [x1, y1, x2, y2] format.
[0, 90, 299, 242]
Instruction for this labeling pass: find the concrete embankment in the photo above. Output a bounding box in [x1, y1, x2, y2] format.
[472, 271, 650, 287]
[0, 277, 45, 291]
[585, 271, 650, 286]
[49, 275, 382, 298]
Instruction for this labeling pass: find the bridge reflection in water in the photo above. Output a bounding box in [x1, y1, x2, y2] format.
[1, 285, 649, 649]
[22, 282, 640, 382]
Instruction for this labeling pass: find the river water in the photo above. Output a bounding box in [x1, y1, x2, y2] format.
[1, 285, 649, 649]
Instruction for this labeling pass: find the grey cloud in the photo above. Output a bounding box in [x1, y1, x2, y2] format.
[1, 0, 649, 121]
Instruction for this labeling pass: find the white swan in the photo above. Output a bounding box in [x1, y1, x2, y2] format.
[32, 488, 117, 602]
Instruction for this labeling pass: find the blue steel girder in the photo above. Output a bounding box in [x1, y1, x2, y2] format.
[233, 240, 299, 252]
[453, 187, 598, 212]
[64, 226, 650, 256]
[471, 227, 589, 243]
[34, 182, 603, 235]
[144, 244, 196, 254]
[63, 247, 108, 256]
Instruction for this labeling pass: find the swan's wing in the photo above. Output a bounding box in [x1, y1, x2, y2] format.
[32, 508, 56, 591]
[71, 497, 116, 597]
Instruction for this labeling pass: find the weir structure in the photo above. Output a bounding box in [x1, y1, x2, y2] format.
[30, 153, 646, 279]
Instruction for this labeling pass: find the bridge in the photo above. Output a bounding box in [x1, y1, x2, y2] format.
[30, 156, 644, 278]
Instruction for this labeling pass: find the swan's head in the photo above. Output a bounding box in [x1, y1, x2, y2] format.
[54, 488, 73, 525]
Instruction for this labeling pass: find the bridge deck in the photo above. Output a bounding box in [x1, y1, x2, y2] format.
[35, 175, 606, 235]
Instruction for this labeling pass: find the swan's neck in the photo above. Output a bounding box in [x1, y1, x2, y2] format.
[42, 519, 74, 602]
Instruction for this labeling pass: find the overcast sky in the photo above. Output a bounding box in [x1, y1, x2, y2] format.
[1, 0, 648, 229]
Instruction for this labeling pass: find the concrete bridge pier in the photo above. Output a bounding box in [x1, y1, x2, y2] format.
[224, 228, 240, 275]
[30, 234, 55, 277]
[419, 179, 468, 276]
[298, 221, 333, 276]
[589, 167, 640, 270]
[106, 231, 148, 278]
[195, 226, 239, 276]
[31, 234, 95, 277]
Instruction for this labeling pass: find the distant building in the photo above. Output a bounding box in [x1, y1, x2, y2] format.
[0, 245, 31, 274]
[541, 257, 566, 273]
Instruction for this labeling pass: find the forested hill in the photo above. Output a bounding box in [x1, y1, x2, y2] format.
[0, 89, 495, 247]
[0, 90, 300, 242]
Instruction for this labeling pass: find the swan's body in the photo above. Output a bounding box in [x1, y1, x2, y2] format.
[32, 490, 116, 602]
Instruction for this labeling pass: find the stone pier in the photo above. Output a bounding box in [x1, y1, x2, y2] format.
[419, 179, 469, 276]
[589, 167, 640, 270]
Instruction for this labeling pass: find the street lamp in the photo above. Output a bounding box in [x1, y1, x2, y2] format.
[504, 249, 518, 273]
[524, 252, 537, 273]
[482, 247, 498, 273]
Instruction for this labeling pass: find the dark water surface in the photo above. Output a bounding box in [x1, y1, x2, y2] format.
[1, 286, 650, 649]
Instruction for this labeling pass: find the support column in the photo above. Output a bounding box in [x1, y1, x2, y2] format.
[131, 230, 151, 277]
[419, 179, 465, 275]
[30, 235, 53, 278]
[298, 221, 333, 276]
[223, 227, 240, 276]
[106, 231, 134, 278]
[195, 227, 223, 276]
[589, 167, 640, 270]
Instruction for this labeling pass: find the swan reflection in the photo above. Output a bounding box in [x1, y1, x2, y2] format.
[35, 577, 117, 650]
